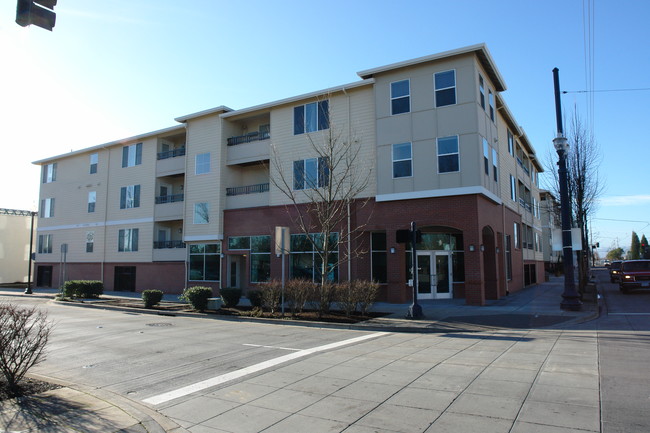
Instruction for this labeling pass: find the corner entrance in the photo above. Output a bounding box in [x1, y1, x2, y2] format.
[417, 251, 452, 299]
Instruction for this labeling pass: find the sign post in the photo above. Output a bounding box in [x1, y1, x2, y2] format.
[275, 227, 290, 315]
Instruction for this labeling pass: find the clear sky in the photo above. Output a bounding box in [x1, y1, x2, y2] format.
[1, 0, 648, 256]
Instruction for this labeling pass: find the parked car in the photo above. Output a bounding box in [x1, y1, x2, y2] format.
[619, 260, 650, 293]
[609, 260, 623, 283]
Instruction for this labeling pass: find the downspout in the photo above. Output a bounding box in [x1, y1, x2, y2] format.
[342, 87, 352, 281]
[101, 145, 111, 284]
[182, 123, 189, 291]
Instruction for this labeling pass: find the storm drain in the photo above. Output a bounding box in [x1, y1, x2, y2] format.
[146, 322, 173, 327]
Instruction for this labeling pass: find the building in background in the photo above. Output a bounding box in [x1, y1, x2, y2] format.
[33, 44, 545, 305]
[0, 208, 37, 285]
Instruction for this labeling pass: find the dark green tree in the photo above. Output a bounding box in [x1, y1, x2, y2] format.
[641, 234, 649, 258]
[630, 232, 641, 260]
[606, 247, 624, 261]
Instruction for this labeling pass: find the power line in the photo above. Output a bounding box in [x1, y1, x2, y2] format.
[563, 87, 650, 94]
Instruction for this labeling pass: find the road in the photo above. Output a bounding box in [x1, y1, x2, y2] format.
[2, 271, 649, 432]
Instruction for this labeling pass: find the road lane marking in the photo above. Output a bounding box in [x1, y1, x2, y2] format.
[242, 343, 302, 351]
[142, 332, 387, 405]
[608, 313, 650, 316]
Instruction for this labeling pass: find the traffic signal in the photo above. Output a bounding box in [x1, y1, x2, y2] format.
[16, 0, 57, 31]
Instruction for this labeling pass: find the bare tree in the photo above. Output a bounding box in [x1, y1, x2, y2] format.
[0, 303, 52, 394]
[270, 98, 373, 286]
[544, 107, 605, 289]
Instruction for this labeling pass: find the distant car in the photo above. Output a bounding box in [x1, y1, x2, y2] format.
[619, 260, 650, 293]
[609, 260, 623, 283]
[604, 260, 611, 268]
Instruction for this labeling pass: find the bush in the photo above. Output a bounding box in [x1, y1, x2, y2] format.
[357, 280, 380, 315]
[335, 282, 357, 317]
[247, 290, 263, 308]
[0, 303, 52, 394]
[142, 290, 164, 308]
[220, 288, 242, 308]
[180, 286, 212, 311]
[261, 280, 282, 313]
[61, 280, 103, 299]
[285, 279, 315, 316]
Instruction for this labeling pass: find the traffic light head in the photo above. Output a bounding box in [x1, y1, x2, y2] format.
[16, 0, 57, 31]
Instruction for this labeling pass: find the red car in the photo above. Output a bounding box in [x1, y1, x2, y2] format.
[619, 260, 650, 293]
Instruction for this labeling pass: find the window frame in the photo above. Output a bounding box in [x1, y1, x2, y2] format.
[293, 157, 330, 190]
[88, 191, 96, 213]
[86, 231, 94, 253]
[483, 139, 490, 176]
[188, 243, 221, 282]
[437, 136, 460, 174]
[510, 175, 517, 201]
[488, 90, 495, 121]
[492, 148, 498, 182]
[121, 143, 142, 168]
[293, 100, 329, 135]
[118, 228, 139, 252]
[90, 153, 98, 174]
[507, 130, 514, 156]
[392, 142, 413, 179]
[434, 69, 457, 107]
[38, 234, 52, 254]
[42, 163, 57, 183]
[120, 185, 140, 209]
[390, 79, 410, 115]
[41, 198, 54, 218]
[479, 75, 485, 109]
[193, 202, 210, 224]
[370, 232, 387, 284]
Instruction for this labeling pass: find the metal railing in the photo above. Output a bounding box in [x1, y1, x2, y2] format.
[226, 183, 270, 196]
[227, 131, 270, 146]
[153, 240, 186, 249]
[157, 147, 186, 160]
[155, 193, 184, 204]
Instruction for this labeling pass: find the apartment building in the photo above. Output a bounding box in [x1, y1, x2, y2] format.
[33, 44, 545, 305]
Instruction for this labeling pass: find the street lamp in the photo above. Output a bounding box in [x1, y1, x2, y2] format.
[553, 68, 581, 311]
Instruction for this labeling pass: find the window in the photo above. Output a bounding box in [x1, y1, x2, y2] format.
[290, 233, 339, 282]
[434, 70, 456, 107]
[38, 234, 52, 254]
[228, 236, 250, 250]
[250, 236, 271, 283]
[118, 228, 139, 252]
[293, 157, 329, 190]
[390, 79, 410, 115]
[86, 231, 94, 253]
[507, 130, 514, 156]
[488, 90, 495, 121]
[510, 175, 517, 201]
[193, 202, 209, 224]
[505, 235, 512, 280]
[90, 153, 98, 174]
[514, 223, 520, 249]
[483, 139, 489, 176]
[88, 191, 96, 213]
[404, 232, 465, 283]
[189, 243, 221, 281]
[120, 185, 140, 209]
[294, 100, 329, 134]
[121, 143, 142, 168]
[42, 163, 56, 183]
[40, 198, 54, 218]
[392, 142, 412, 178]
[437, 136, 459, 173]
[479, 75, 485, 109]
[371, 232, 387, 283]
[492, 149, 498, 182]
[195, 153, 210, 175]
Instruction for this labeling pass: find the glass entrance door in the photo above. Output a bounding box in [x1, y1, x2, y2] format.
[416, 251, 453, 299]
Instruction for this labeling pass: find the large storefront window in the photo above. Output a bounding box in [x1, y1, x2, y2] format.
[405, 231, 465, 283]
[371, 232, 387, 283]
[189, 243, 221, 281]
[290, 233, 339, 282]
[227, 235, 271, 283]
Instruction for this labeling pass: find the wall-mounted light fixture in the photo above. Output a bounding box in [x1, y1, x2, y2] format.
[390, 247, 396, 254]
[496, 247, 500, 253]
[469, 245, 475, 252]
[480, 245, 485, 252]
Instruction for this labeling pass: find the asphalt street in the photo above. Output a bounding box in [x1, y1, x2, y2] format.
[1, 269, 649, 432]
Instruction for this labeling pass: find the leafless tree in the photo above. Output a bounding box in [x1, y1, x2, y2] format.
[545, 107, 605, 289]
[0, 303, 52, 394]
[270, 98, 373, 286]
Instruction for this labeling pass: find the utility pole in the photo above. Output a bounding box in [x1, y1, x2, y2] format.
[553, 68, 581, 311]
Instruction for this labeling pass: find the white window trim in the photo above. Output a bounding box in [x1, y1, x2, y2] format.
[436, 135, 460, 174]
[390, 79, 410, 115]
[195, 153, 210, 175]
[392, 142, 413, 179]
[434, 69, 457, 107]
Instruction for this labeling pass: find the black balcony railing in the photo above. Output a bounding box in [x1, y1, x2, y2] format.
[155, 193, 184, 204]
[157, 147, 186, 160]
[226, 183, 270, 196]
[227, 131, 270, 146]
[153, 240, 186, 249]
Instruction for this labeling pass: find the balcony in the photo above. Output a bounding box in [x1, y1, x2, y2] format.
[225, 183, 270, 209]
[519, 197, 532, 213]
[154, 197, 184, 221]
[153, 241, 186, 262]
[226, 183, 269, 196]
[227, 131, 270, 146]
[226, 134, 270, 165]
[156, 149, 186, 176]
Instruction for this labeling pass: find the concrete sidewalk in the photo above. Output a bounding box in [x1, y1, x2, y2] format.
[0, 277, 600, 432]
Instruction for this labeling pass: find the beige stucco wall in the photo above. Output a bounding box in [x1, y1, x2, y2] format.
[0, 213, 35, 283]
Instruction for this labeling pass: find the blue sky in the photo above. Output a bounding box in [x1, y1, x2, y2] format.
[1, 0, 648, 256]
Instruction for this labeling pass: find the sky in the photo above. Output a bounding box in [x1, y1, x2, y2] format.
[1, 0, 648, 257]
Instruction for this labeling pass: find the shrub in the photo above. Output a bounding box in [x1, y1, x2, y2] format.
[61, 280, 103, 299]
[142, 290, 164, 308]
[180, 286, 212, 311]
[247, 290, 263, 308]
[357, 280, 380, 315]
[285, 279, 315, 316]
[0, 303, 52, 394]
[313, 282, 336, 317]
[335, 282, 357, 317]
[220, 288, 242, 308]
[261, 280, 282, 313]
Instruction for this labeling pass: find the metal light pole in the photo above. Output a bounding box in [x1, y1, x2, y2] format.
[553, 68, 581, 311]
[406, 221, 423, 319]
[24, 211, 37, 294]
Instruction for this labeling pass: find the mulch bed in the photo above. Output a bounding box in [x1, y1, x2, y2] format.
[0, 377, 61, 402]
[63, 298, 387, 324]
